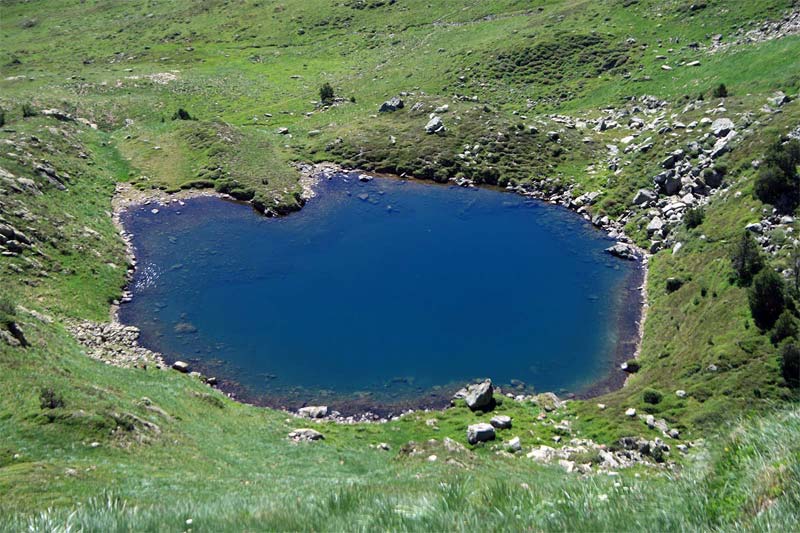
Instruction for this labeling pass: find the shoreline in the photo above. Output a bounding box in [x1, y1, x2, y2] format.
[101, 164, 651, 419]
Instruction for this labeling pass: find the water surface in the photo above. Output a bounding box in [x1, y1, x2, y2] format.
[119, 174, 640, 413]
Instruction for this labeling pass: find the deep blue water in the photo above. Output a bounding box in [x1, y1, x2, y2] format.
[119, 175, 640, 411]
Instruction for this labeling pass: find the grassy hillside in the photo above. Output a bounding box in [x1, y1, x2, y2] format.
[1, 0, 799, 529]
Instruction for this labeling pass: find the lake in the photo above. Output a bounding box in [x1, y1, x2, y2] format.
[119, 173, 642, 414]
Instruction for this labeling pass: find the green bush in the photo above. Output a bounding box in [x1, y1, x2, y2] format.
[771, 310, 798, 345]
[0, 108, 5, 127]
[684, 207, 705, 229]
[780, 343, 800, 388]
[0, 295, 15, 328]
[712, 83, 728, 98]
[749, 269, 786, 330]
[39, 387, 64, 410]
[319, 82, 335, 104]
[754, 140, 800, 214]
[171, 108, 194, 120]
[731, 232, 764, 285]
[643, 389, 663, 405]
[21, 103, 37, 117]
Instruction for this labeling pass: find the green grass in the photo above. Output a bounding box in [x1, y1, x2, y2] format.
[1, 0, 800, 528]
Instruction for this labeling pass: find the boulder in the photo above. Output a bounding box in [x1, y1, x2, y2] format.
[532, 392, 565, 412]
[466, 423, 496, 445]
[632, 189, 657, 206]
[288, 428, 324, 442]
[768, 91, 789, 107]
[298, 405, 328, 419]
[490, 415, 512, 430]
[379, 96, 404, 113]
[646, 217, 664, 236]
[172, 361, 190, 373]
[464, 380, 494, 411]
[625, 408, 637, 417]
[506, 436, 522, 453]
[605, 243, 638, 261]
[425, 115, 445, 134]
[711, 118, 734, 137]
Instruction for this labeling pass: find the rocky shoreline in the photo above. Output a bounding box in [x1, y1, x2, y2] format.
[87, 161, 652, 423]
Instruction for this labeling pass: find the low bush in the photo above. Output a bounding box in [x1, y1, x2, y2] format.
[731, 232, 764, 285]
[771, 310, 798, 345]
[749, 269, 786, 330]
[643, 389, 663, 405]
[754, 139, 800, 214]
[39, 387, 65, 410]
[712, 83, 728, 98]
[684, 207, 705, 229]
[780, 343, 800, 388]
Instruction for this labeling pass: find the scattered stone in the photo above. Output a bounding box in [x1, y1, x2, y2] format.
[466, 423, 496, 445]
[676, 389, 687, 398]
[531, 392, 565, 412]
[490, 415, 512, 430]
[625, 408, 637, 417]
[506, 436, 522, 453]
[425, 115, 445, 134]
[288, 428, 324, 442]
[379, 96, 404, 113]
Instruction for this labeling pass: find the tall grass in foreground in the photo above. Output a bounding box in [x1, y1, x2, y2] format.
[3, 407, 799, 532]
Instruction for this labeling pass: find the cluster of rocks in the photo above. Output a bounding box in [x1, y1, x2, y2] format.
[66, 320, 166, 369]
[708, 10, 800, 53]
[0, 220, 33, 258]
[527, 435, 680, 474]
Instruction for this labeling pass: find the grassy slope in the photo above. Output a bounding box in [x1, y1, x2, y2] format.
[1, 0, 799, 528]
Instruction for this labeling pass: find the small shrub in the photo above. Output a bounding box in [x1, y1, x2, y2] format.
[319, 82, 335, 104]
[0, 108, 5, 127]
[0, 295, 15, 328]
[39, 387, 65, 410]
[780, 343, 800, 388]
[684, 207, 705, 229]
[731, 232, 764, 285]
[712, 83, 728, 98]
[642, 389, 663, 405]
[22, 103, 37, 118]
[171, 108, 193, 120]
[665, 277, 684, 293]
[749, 269, 786, 330]
[771, 310, 798, 344]
[754, 139, 800, 213]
